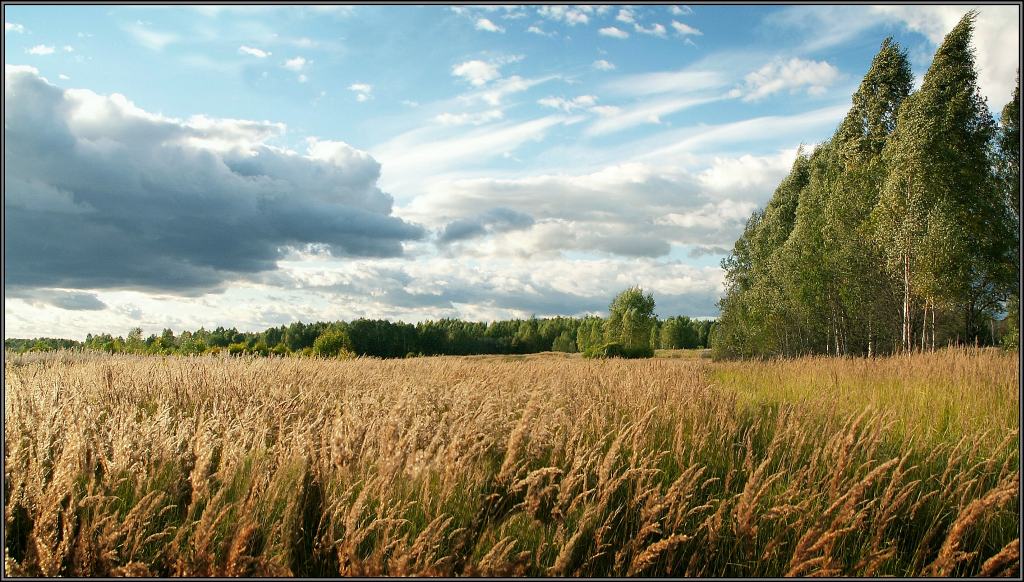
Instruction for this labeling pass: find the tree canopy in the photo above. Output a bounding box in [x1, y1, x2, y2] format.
[714, 13, 1020, 358]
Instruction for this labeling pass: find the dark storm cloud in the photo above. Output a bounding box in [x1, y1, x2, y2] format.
[3, 66, 424, 295]
[437, 207, 535, 244]
[6, 288, 108, 311]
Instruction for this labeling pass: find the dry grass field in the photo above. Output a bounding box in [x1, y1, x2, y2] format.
[3, 348, 1019, 577]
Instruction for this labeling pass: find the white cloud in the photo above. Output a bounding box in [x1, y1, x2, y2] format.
[527, 25, 554, 37]
[374, 114, 570, 194]
[124, 21, 178, 51]
[616, 8, 636, 24]
[239, 45, 271, 58]
[468, 74, 551, 106]
[590, 105, 621, 117]
[284, 56, 307, 71]
[671, 20, 703, 36]
[63, 45, 74, 52]
[599, 26, 629, 39]
[538, 6, 590, 26]
[671, 6, 694, 16]
[434, 109, 505, 126]
[586, 95, 720, 135]
[401, 153, 796, 265]
[634, 23, 668, 38]
[452, 59, 502, 86]
[59, 73, 70, 80]
[401, 99, 420, 107]
[26, 45, 55, 55]
[537, 94, 599, 112]
[634, 104, 850, 164]
[592, 59, 616, 71]
[6, 22, 25, 33]
[740, 58, 841, 102]
[349, 82, 373, 102]
[475, 18, 505, 33]
[604, 68, 726, 97]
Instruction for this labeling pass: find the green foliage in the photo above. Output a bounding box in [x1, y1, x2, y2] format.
[551, 330, 576, 353]
[312, 328, 352, 358]
[714, 15, 1019, 358]
[604, 286, 656, 354]
[9, 312, 711, 361]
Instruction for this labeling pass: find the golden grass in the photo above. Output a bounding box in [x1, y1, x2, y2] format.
[3, 349, 1019, 577]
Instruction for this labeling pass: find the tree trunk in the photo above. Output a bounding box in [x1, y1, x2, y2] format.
[867, 314, 874, 358]
[921, 299, 928, 352]
[931, 306, 936, 351]
[903, 252, 911, 352]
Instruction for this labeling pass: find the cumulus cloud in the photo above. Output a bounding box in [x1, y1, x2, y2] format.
[283, 56, 307, 71]
[451, 59, 502, 86]
[5, 21, 25, 33]
[599, 26, 629, 39]
[537, 6, 591, 26]
[671, 6, 694, 16]
[537, 94, 598, 112]
[3, 66, 424, 296]
[403, 153, 796, 261]
[616, 8, 636, 24]
[592, 59, 616, 71]
[739, 58, 840, 101]
[437, 207, 535, 244]
[526, 25, 553, 36]
[348, 82, 372, 102]
[475, 18, 504, 33]
[634, 23, 667, 38]
[26, 44, 55, 55]
[239, 45, 271, 58]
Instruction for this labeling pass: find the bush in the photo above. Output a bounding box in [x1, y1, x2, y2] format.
[313, 329, 352, 358]
[582, 342, 653, 359]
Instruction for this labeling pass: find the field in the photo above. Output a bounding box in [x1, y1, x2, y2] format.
[3, 348, 1019, 577]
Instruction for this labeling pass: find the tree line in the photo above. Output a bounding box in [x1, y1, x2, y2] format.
[712, 12, 1019, 359]
[5, 288, 713, 358]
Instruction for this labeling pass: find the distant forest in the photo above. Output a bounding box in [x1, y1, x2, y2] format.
[713, 12, 1020, 358]
[5, 312, 714, 358]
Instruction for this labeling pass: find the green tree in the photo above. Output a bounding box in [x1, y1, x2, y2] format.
[604, 286, 656, 355]
[998, 73, 1020, 349]
[126, 327, 144, 353]
[313, 328, 352, 358]
[875, 11, 1012, 348]
[551, 330, 576, 353]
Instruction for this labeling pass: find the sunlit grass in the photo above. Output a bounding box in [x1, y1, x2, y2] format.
[3, 350, 1019, 577]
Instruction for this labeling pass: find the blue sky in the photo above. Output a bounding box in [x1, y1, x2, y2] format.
[4, 4, 1020, 339]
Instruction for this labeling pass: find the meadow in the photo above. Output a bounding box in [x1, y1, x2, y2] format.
[3, 348, 1019, 577]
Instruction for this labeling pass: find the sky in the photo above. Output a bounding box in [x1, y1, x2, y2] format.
[3, 3, 1020, 340]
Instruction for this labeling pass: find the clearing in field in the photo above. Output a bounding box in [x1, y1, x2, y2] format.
[3, 348, 1019, 577]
